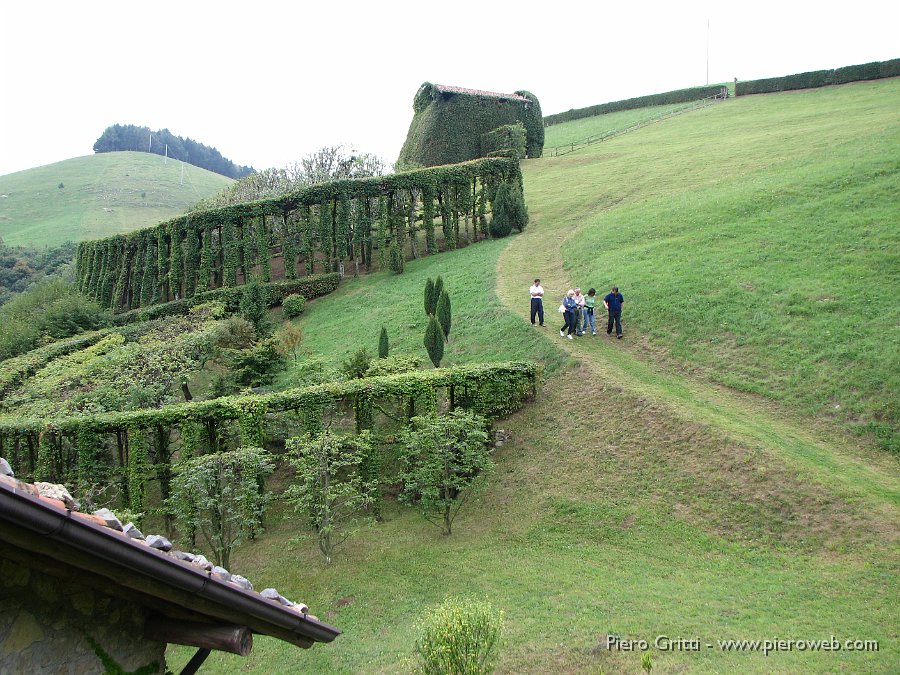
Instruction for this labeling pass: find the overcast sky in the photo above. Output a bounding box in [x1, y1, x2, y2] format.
[1, 1, 897, 176]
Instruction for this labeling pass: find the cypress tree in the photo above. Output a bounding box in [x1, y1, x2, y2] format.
[424, 315, 444, 368]
[437, 289, 452, 342]
[489, 182, 513, 238]
[424, 277, 436, 315]
[378, 326, 389, 359]
[507, 180, 529, 232]
[433, 276, 444, 307]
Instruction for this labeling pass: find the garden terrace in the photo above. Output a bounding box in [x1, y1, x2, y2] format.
[75, 157, 522, 312]
[0, 361, 540, 515]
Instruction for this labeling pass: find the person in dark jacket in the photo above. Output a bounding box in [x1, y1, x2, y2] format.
[559, 289, 577, 340]
[604, 286, 624, 338]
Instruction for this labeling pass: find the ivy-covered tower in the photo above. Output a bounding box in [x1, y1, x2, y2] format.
[397, 83, 543, 169]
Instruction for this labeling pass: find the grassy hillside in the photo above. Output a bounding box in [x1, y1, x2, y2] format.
[0, 152, 232, 247]
[162, 79, 899, 673]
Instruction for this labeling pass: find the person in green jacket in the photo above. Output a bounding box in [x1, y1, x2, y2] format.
[584, 288, 598, 335]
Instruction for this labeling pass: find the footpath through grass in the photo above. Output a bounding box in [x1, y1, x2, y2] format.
[170, 81, 899, 673]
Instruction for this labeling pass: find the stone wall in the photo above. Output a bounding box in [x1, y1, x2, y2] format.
[0, 556, 166, 674]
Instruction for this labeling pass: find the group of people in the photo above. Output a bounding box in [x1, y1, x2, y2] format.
[529, 279, 624, 340]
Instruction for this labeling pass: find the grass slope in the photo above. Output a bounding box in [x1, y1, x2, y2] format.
[0, 152, 232, 247]
[167, 81, 898, 673]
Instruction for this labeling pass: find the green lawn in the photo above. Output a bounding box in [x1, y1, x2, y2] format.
[0, 152, 232, 247]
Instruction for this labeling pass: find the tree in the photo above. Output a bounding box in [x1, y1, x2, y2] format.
[389, 240, 404, 274]
[378, 326, 389, 359]
[507, 180, 529, 232]
[286, 430, 378, 565]
[239, 282, 270, 335]
[275, 322, 303, 361]
[169, 447, 274, 569]
[397, 411, 493, 535]
[424, 277, 436, 315]
[433, 275, 444, 307]
[436, 289, 451, 342]
[342, 347, 372, 380]
[424, 315, 444, 368]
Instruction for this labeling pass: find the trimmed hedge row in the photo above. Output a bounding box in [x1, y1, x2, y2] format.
[735, 59, 900, 96]
[111, 274, 340, 325]
[0, 361, 540, 513]
[543, 85, 726, 126]
[75, 157, 522, 312]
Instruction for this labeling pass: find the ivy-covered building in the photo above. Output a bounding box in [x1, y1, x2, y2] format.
[397, 83, 544, 169]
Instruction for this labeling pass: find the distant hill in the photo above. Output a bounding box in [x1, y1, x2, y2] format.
[93, 124, 255, 179]
[0, 152, 233, 247]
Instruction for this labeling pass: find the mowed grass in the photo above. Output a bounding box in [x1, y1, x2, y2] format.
[543, 102, 700, 150]
[524, 78, 900, 452]
[0, 151, 232, 247]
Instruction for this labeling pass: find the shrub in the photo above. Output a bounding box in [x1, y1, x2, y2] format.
[282, 293, 306, 319]
[230, 338, 286, 388]
[424, 277, 437, 315]
[506, 181, 529, 232]
[424, 315, 444, 368]
[389, 241, 405, 274]
[239, 282, 270, 335]
[415, 597, 504, 675]
[365, 354, 421, 377]
[342, 347, 372, 380]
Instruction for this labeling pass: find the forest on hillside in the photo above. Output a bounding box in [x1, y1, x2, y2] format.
[93, 124, 255, 179]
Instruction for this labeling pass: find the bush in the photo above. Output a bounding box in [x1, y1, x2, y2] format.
[489, 183, 513, 238]
[415, 597, 504, 675]
[436, 290, 451, 342]
[736, 58, 900, 96]
[230, 338, 286, 388]
[365, 354, 421, 377]
[378, 326, 389, 359]
[282, 294, 306, 319]
[239, 282, 270, 335]
[424, 315, 444, 368]
[342, 347, 372, 380]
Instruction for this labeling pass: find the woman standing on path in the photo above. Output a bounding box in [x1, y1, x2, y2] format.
[584, 288, 597, 335]
[573, 288, 586, 336]
[560, 290, 577, 340]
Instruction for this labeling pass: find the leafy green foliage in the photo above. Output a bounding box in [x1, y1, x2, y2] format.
[424, 277, 436, 315]
[415, 597, 504, 675]
[229, 338, 286, 389]
[389, 240, 405, 274]
[378, 326, 389, 359]
[365, 354, 421, 378]
[489, 183, 514, 239]
[282, 294, 306, 319]
[0, 240, 76, 306]
[285, 431, 378, 565]
[398, 410, 492, 535]
[424, 315, 444, 368]
[736, 58, 900, 95]
[515, 90, 544, 159]
[169, 447, 274, 568]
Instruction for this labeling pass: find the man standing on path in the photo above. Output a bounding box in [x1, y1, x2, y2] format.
[604, 286, 624, 338]
[529, 278, 545, 326]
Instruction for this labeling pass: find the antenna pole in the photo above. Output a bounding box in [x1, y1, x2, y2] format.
[706, 19, 710, 85]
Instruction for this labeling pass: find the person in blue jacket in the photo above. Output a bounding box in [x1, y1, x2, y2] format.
[604, 286, 624, 338]
[559, 289, 577, 340]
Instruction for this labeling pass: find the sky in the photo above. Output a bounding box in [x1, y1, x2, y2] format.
[0, 1, 897, 177]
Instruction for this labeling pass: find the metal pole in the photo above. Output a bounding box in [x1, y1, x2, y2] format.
[706, 19, 710, 85]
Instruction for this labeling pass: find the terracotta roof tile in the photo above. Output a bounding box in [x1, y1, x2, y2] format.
[434, 84, 528, 101]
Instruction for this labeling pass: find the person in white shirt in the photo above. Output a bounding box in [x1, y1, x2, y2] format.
[529, 278, 545, 326]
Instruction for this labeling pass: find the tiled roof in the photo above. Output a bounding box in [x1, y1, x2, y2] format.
[0, 459, 339, 651]
[433, 84, 529, 102]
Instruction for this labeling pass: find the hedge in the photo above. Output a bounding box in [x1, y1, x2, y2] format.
[0, 361, 540, 512]
[76, 157, 523, 312]
[543, 85, 727, 126]
[397, 83, 544, 168]
[111, 274, 340, 325]
[735, 58, 900, 96]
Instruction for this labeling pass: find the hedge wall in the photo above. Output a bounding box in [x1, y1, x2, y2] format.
[0, 361, 540, 511]
[735, 58, 900, 96]
[76, 157, 523, 312]
[397, 83, 544, 168]
[543, 85, 727, 126]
